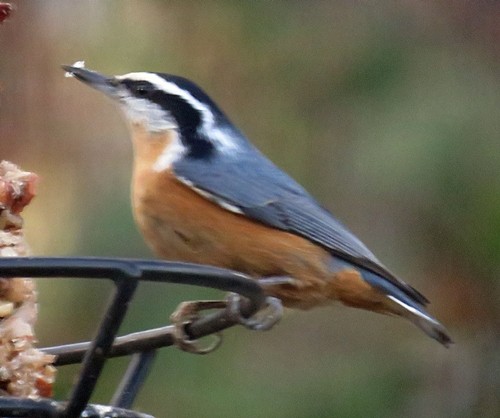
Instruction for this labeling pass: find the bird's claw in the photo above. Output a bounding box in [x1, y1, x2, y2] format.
[226, 293, 283, 331]
[170, 300, 225, 354]
[170, 294, 283, 353]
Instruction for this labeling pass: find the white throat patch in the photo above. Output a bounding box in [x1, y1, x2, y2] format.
[120, 96, 178, 133]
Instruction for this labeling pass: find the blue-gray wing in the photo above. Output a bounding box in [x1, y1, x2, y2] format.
[173, 148, 428, 304]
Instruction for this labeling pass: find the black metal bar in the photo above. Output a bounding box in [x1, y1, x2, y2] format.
[0, 398, 62, 417]
[63, 278, 139, 418]
[0, 257, 144, 282]
[44, 297, 258, 365]
[110, 351, 157, 409]
[0, 398, 155, 418]
[45, 327, 172, 366]
[0, 257, 265, 311]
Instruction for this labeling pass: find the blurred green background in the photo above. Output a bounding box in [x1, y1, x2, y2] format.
[1, 1, 499, 417]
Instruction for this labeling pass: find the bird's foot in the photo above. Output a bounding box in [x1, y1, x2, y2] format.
[226, 293, 283, 331]
[170, 300, 225, 354]
[170, 283, 284, 354]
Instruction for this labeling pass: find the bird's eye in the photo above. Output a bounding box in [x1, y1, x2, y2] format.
[134, 83, 151, 97]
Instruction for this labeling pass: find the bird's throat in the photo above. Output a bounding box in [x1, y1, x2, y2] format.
[129, 122, 185, 173]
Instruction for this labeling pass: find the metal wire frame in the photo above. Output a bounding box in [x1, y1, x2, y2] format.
[0, 257, 267, 418]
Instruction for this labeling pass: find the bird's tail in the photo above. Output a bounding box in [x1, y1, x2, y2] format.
[360, 269, 453, 347]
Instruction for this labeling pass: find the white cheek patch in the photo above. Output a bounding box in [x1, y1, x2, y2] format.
[120, 96, 178, 133]
[152, 131, 187, 172]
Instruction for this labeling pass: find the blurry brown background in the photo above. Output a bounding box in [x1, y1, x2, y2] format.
[1, 1, 499, 417]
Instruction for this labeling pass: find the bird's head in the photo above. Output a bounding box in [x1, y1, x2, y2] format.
[63, 64, 243, 166]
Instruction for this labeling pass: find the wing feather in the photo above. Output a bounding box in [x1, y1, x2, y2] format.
[173, 147, 428, 305]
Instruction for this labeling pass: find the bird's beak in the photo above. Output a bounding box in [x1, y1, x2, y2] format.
[62, 65, 120, 98]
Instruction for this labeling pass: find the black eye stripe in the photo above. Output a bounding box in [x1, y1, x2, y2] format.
[136, 84, 151, 95]
[122, 80, 154, 97]
[134, 84, 152, 97]
[122, 78, 202, 130]
[150, 90, 202, 132]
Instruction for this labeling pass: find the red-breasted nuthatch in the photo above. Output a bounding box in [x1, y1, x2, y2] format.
[63, 64, 452, 350]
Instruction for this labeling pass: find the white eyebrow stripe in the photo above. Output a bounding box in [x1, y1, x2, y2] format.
[117, 72, 215, 125]
[117, 72, 240, 154]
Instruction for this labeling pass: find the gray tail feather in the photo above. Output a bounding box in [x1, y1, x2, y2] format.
[361, 269, 453, 347]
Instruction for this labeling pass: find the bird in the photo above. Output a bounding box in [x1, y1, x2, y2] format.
[63, 64, 452, 350]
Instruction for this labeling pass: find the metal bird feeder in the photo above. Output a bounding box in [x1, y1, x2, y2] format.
[0, 257, 267, 418]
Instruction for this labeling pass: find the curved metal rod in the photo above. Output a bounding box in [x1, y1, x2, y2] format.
[0, 257, 265, 362]
[0, 257, 264, 306]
